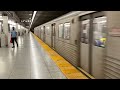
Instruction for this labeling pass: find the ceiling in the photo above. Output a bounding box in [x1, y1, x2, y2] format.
[15, 11, 33, 27]
[15, 11, 70, 30]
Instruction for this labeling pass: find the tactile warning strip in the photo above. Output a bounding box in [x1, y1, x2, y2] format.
[32, 33, 91, 79]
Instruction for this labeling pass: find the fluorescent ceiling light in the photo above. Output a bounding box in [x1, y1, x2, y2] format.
[0, 16, 3, 20]
[29, 14, 32, 15]
[8, 20, 16, 26]
[30, 11, 37, 29]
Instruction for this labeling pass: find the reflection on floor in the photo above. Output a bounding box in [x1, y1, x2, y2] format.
[0, 33, 66, 79]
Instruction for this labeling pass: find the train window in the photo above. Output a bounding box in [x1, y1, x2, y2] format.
[93, 16, 107, 48]
[64, 22, 71, 40]
[46, 26, 50, 35]
[41, 27, 44, 33]
[81, 19, 90, 44]
[58, 24, 64, 38]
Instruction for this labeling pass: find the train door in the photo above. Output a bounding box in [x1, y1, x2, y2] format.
[80, 15, 91, 73]
[91, 12, 107, 78]
[43, 26, 46, 42]
[51, 23, 55, 49]
[80, 12, 107, 78]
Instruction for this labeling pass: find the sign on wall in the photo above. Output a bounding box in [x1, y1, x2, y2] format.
[109, 28, 120, 37]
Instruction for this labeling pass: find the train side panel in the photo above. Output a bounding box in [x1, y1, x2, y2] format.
[54, 15, 80, 67]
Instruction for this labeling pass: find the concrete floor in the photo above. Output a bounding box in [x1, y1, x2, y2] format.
[0, 33, 67, 79]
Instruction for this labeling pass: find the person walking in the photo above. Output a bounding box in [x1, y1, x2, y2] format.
[11, 27, 18, 48]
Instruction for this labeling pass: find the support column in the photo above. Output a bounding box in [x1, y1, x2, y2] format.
[3, 16, 9, 46]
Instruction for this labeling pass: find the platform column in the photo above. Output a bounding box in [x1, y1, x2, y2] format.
[3, 16, 9, 46]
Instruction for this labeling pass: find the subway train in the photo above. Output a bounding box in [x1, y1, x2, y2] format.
[34, 11, 120, 79]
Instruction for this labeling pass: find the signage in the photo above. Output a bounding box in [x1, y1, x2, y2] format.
[21, 20, 31, 23]
[109, 28, 120, 37]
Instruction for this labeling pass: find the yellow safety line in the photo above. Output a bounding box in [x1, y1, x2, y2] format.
[32, 33, 90, 79]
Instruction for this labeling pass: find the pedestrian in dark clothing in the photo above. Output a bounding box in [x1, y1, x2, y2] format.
[11, 27, 18, 48]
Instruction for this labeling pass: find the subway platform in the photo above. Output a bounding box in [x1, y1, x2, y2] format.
[0, 32, 91, 79]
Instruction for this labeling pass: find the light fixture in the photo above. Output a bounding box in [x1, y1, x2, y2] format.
[0, 16, 3, 20]
[30, 11, 37, 29]
[8, 20, 16, 26]
[29, 14, 32, 16]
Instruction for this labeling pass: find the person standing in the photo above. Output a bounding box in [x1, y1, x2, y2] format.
[11, 27, 18, 48]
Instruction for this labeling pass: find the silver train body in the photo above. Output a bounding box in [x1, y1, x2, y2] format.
[34, 11, 120, 79]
